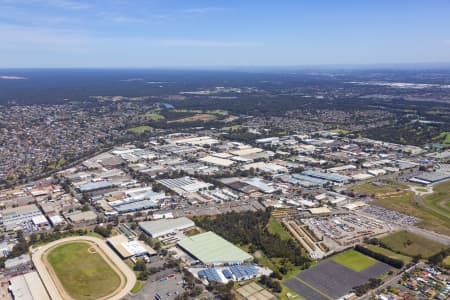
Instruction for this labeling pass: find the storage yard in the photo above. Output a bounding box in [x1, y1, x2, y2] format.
[295, 213, 390, 255]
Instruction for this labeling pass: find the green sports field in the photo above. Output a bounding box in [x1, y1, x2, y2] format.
[332, 250, 377, 271]
[47, 242, 121, 300]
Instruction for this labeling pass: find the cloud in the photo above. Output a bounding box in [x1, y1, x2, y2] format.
[158, 39, 262, 48]
[181, 7, 224, 14]
[0, 23, 262, 52]
[96, 12, 145, 24]
[45, 0, 91, 10]
[0, 76, 27, 80]
[111, 16, 145, 23]
[0, 23, 90, 50]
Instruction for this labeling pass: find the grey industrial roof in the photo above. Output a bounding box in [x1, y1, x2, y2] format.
[9, 272, 50, 300]
[79, 181, 112, 192]
[114, 199, 159, 213]
[178, 231, 253, 265]
[139, 217, 194, 237]
[303, 170, 350, 183]
[416, 171, 450, 183]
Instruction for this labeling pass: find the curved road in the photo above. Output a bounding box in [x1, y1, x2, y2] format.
[31, 236, 136, 300]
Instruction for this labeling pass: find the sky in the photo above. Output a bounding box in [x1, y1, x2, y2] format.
[1, 0, 450, 68]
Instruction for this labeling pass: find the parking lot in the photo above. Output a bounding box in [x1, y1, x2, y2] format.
[358, 205, 419, 226]
[131, 269, 184, 300]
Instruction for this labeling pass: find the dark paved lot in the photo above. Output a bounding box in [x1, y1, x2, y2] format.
[293, 260, 392, 299]
[361, 261, 392, 278]
[284, 279, 329, 300]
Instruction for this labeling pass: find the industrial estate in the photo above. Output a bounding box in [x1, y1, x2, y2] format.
[1, 124, 449, 300]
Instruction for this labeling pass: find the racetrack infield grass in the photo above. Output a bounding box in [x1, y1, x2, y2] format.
[47, 242, 121, 300]
[332, 250, 377, 272]
[380, 231, 447, 258]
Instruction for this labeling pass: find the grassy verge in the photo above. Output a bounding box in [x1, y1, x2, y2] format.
[279, 284, 303, 300]
[131, 280, 146, 294]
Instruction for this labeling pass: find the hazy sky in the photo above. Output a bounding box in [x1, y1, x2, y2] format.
[1, 0, 450, 68]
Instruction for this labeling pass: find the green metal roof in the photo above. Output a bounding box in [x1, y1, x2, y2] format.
[178, 231, 253, 264]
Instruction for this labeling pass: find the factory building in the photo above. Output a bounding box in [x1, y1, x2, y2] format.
[178, 231, 253, 266]
[139, 217, 195, 238]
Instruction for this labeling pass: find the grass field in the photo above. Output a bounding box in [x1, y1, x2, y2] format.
[222, 124, 242, 131]
[443, 256, 450, 269]
[432, 131, 450, 146]
[47, 242, 121, 300]
[206, 109, 228, 115]
[353, 181, 406, 195]
[130, 280, 146, 294]
[332, 250, 377, 272]
[169, 113, 217, 123]
[138, 113, 165, 120]
[353, 181, 450, 236]
[172, 109, 203, 113]
[363, 244, 412, 264]
[329, 129, 351, 135]
[127, 125, 153, 133]
[424, 180, 450, 217]
[267, 217, 292, 241]
[380, 231, 447, 258]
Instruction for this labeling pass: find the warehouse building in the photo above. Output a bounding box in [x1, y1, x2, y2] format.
[242, 178, 276, 194]
[139, 217, 194, 238]
[64, 210, 97, 226]
[411, 171, 450, 185]
[78, 180, 113, 193]
[200, 155, 235, 167]
[112, 199, 160, 213]
[0, 204, 45, 231]
[178, 231, 253, 266]
[242, 162, 288, 174]
[302, 170, 350, 184]
[157, 176, 212, 195]
[107, 234, 156, 258]
[8, 271, 50, 300]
